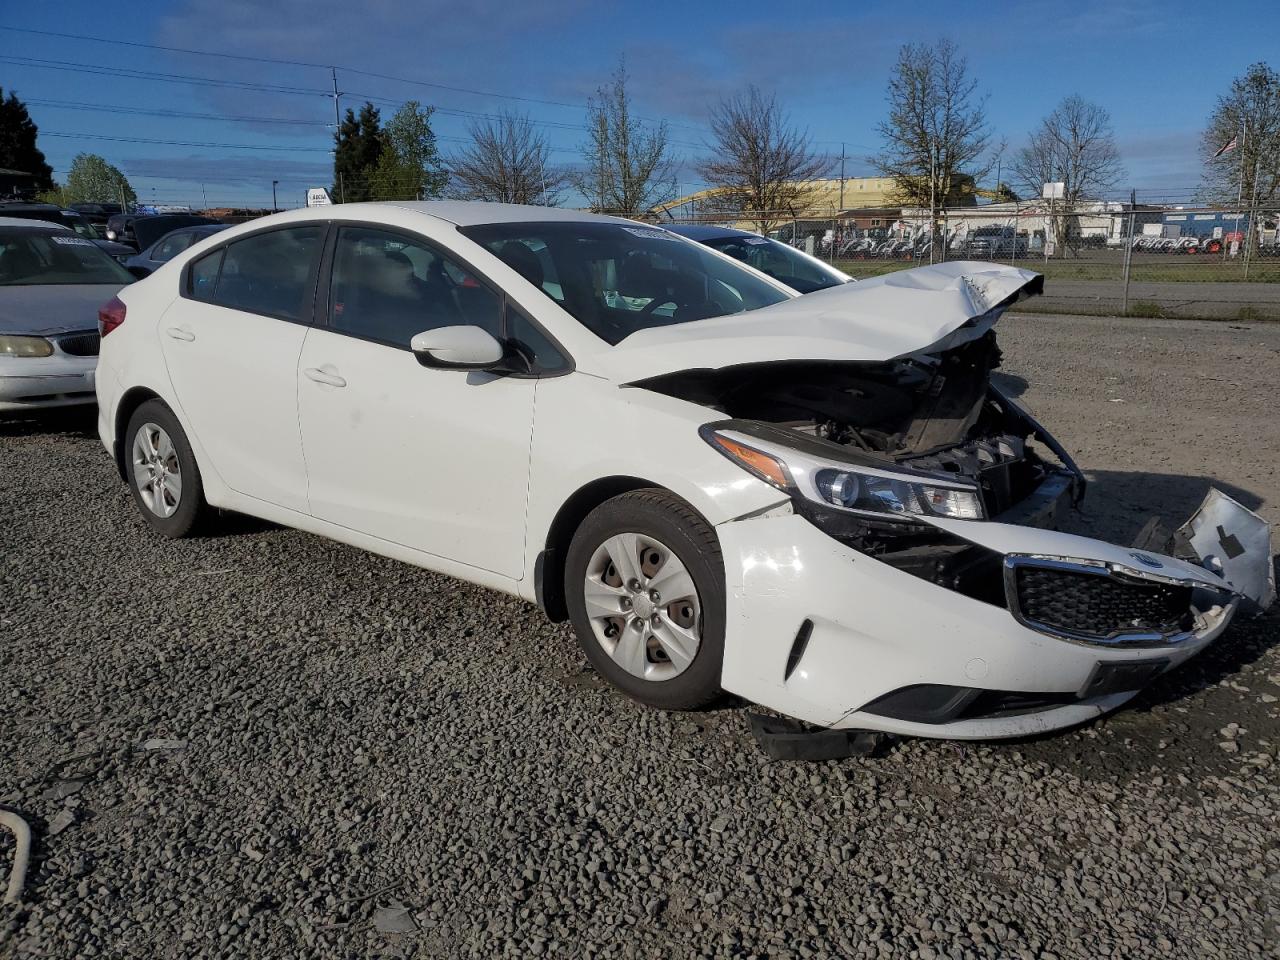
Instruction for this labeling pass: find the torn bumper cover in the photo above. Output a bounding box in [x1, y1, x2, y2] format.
[717, 490, 1268, 740]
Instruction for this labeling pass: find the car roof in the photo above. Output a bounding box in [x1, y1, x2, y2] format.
[664, 224, 759, 241]
[0, 216, 70, 230]
[376, 200, 637, 227]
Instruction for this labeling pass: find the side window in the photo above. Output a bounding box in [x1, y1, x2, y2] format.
[328, 226, 501, 348]
[188, 249, 223, 302]
[208, 226, 322, 320]
[506, 305, 568, 374]
[154, 232, 194, 263]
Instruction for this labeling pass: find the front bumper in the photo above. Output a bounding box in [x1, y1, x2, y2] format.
[0, 353, 97, 412]
[717, 508, 1238, 740]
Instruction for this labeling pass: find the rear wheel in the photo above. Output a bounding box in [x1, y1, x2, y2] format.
[565, 489, 725, 711]
[125, 400, 209, 538]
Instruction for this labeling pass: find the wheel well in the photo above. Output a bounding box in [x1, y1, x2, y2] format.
[112, 387, 163, 481]
[537, 476, 659, 622]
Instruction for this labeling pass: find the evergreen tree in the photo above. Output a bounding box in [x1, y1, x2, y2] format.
[0, 88, 54, 193]
[332, 102, 386, 202]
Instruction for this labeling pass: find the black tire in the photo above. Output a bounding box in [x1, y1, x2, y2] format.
[565, 488, 725, 711]
[124, 399, 209, 538]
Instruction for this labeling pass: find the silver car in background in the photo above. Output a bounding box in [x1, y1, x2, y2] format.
[0, 218, 132, 413]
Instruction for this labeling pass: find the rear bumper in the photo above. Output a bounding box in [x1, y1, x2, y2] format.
[717, 511, 1236, 740]
[0, 355, 97, 411]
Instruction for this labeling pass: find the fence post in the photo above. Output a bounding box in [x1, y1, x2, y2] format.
[1121, 189, 1135, 316]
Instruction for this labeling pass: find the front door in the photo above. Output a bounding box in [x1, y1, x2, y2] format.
[296, 224, 535, 579]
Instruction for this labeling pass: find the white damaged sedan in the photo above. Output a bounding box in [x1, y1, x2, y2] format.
[94, 202, 1273, 740]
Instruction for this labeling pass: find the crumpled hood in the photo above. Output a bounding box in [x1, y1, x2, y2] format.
[0, 283, 123, 335]
[587, 261, 1042, 382]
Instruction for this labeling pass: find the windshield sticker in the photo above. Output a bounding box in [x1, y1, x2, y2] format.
[621, 226, 677, 241]
[50, 236, 94, 246]
[743, 237, 768, 244]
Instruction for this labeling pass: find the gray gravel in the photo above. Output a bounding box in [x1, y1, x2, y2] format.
[2, 312, 1278, 959]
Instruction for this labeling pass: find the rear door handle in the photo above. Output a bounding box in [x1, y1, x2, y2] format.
[303, 367, 346, 388]
[165, 327, 195, 342]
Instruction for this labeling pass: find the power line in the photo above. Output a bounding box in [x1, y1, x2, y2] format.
[24, 98, 332, 126]
[0, 55, 327, 96]
[0, 24, 712, 134]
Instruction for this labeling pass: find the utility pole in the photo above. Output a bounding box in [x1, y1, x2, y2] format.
[272, 180, 279, 212]
[838, 143, 846, 210]
[331, 67, 345, 203]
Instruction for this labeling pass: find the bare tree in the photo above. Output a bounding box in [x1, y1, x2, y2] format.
[873, 39, 991, 234]
[1012, 96, 1123, 254]
[696, 86, 830, 235]
[448, 110, 567, 205]
[575, 59, 675, 215]
[1201, 62, 1280, 256]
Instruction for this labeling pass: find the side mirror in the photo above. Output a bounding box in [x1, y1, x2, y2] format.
[410, 325, 505, 370]
[127, 265, 152, 280]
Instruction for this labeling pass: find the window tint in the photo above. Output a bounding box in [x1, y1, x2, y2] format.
[328, 226, 501, 348]
[207, 226, 322, 320]
[153, 231, 194, 263]
[460, 222, 790, 346]
[189, 249, 222, 302]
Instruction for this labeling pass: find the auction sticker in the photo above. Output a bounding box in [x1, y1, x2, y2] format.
[51, 236, 94, 246]
[621, 227, 677, 241]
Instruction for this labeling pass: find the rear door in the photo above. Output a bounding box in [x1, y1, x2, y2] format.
[159, 224, 324, 513]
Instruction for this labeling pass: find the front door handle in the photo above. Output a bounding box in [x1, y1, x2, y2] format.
[303, 367, 346, 388]
[165, 326, 195, 342]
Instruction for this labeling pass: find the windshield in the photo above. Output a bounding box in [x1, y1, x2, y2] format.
[0, 229, 133, 286]
[459, 221, 791, 345]
[702, 234, 846, 293]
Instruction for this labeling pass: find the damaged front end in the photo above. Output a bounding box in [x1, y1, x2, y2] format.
[623, 262, 1272, 735]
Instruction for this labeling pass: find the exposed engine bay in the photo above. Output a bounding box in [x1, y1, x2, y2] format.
[633, 330, 1078, 520]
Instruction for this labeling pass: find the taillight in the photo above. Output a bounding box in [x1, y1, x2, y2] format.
[99, 296, 126, 337]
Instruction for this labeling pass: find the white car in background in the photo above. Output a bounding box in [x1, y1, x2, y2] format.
[0, 217, 131, 412]
[93, 202, 1271, 740]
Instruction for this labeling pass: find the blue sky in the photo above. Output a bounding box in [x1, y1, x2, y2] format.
[2, 0, 1277, 208]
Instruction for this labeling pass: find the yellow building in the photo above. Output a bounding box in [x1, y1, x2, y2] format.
[651, 175, 978, 222]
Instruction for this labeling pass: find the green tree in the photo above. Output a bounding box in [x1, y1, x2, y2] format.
[1202, 63, 1280, 213]
[0, 87, 54, 193]
[60, 152, 136, 205]
[332, 102, 386, 202]
[369, 100, 448, 201]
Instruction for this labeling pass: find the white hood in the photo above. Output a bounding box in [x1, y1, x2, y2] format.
[585, 261, 1042, 382]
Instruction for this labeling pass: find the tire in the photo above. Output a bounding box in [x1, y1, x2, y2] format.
[124, 399, 209, 538]
[565, 489, 725, 711]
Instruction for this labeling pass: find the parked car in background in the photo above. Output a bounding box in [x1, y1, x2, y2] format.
[106, 213, 220, 251]
[666, 224, 851, 293]
[71, 202, 124, 229]
[125, 223, 229, 278]
[95, 201, 1270, 742]
[0, 217, 132, 412]
[0, 202, 133, 262]
[961, 226, 1028, 259]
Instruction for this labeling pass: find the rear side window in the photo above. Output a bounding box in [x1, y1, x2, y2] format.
[187, 226, 322, 321]
[189, 249, 223, 302]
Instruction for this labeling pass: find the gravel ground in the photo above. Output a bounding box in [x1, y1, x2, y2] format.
[2, 313, 1278, 960]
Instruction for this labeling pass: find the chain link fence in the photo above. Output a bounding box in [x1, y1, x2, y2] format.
[655, 197, 1280, 320]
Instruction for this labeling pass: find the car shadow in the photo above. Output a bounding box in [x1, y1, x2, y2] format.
[0, 406, 98, 439]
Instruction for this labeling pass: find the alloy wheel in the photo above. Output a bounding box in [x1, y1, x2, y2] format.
[131, 422, 182, 519]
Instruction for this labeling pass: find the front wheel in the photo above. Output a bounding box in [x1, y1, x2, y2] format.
[565, 489, 725, 711]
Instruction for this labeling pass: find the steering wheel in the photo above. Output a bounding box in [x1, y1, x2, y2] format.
[640, 296, 679, 316]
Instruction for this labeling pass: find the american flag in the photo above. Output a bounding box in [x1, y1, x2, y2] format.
[1213, 136, 1239, 158]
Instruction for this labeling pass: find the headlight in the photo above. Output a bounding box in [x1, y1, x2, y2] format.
[0, 335, 54, 358]
[703, 427, 986, 521]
